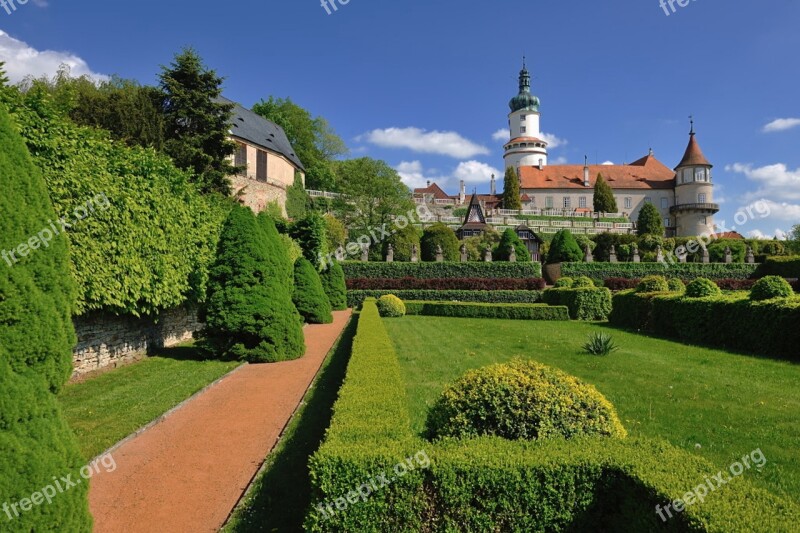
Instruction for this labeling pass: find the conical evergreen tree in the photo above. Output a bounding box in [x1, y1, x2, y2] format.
[320, 260, 348, 311]
[503, 167, 522, 210]
[593, 174, 618, 213]
[494, 228, 531, 262]
[637, 203, 665, 236]
[293, 258, 333, 324]
[547, 229, 583, 264]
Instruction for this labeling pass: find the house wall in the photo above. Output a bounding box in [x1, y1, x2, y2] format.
[520, 187, 675, 225]
[229, 139, 304, 217]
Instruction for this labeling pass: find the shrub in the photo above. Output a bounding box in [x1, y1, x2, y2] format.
[403, 301, 569, 321]
[636, 203, 664, 236]
[384, 225, 420, 262]
[494, 228, 531, 262]
[604, 277, 640, 291]
[554, 277, 574, 288]
[421, 223, 460, 262]
[547, 229, 583, 263]
[750, 276, 793, 301]
[346, 277, 546, 291]
[542, 288, 613, 321]
[667, 278, 686, 292]
[341, 261, 542, 280]
[426, 359, 627, 441]
[708, 239, 747, 264]
[347, 290, 543, 308]
[257, 212, 293, 285]
[583, 332, 619, 356]
[320, 260, 348, 310]
[290, 211, 328, 268]
[756, 256, 800, 279]
[562, 263, 758, 281]
[685, 277, 722, 298]
[376, 295, 406, 317]
[201, 205, 305, 362]
[636, 275, 669, 293]
[573, 276, 595, 289]
[715, 278, 757, 291]
[293, 257, 334, 324]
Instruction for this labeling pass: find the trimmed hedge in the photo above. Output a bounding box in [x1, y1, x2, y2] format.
[403, 301, 570, 321]
[346, 277, 546, 291]
[307, 299, 800, 532]
[542, 287, 613, 321]
[293, 257, 334, 324]
[562, 263, 758, 281]
[341, 261, 542, 280]
[610, 291, 800, 359]
[320, 260, 348, 310]
[347, 290, 543, 309]
[755, 256, 800, 279]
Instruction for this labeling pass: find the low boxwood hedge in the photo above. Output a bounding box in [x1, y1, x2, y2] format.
[755, 256, 800, 279]
[403, 301, 570, 321]
[306, 299, 799, 531]
[562, 263, 758, 281]
[542, 287, 613, 321]
[347, 290, 543, 309]
[610, 291, 800, 359]
[341, 261, 542, 280]
[346, 277, 546, 291]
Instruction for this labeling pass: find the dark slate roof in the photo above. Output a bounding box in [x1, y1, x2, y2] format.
[218, 96, 305, 171]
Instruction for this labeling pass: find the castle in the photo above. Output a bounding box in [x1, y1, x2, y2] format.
[415, 62, 719, 238]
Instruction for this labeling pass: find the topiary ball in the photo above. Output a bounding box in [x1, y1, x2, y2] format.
[685, 277, 722, 298]
[637, 275, 669, 293]
[667, 278, 686, 293]
[750, 276, 793, 301]
[554, 277, 574, 288]
[573, 276, 595, 289]
[426, 359, 627, 441]
[376, 295, 406, 317]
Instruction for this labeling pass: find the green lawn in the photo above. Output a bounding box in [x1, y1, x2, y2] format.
[59, 345, 241, 460]
[383, 316, 800, 501]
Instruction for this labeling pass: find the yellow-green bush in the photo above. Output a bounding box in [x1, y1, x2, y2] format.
[376, 294, 405, 317]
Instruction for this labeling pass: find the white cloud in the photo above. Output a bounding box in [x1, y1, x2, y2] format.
[754, 200, 800, 221]
[394, 160, 500, 192]
[726, 163, 800, 202]
[539, 132, 567, 149]
[601, 161, 615, 166]
[395, 160, 432, 190]
[748, 228, 790, 240]
[551, 156, 568, 165]
[492, 128, 509, 141]
[775, 228, 789, 240]
[763, 118, 800, 133]
[358, 127, 490, 159]
[0, 30, 107, 84]
[453, 161, 502, 184]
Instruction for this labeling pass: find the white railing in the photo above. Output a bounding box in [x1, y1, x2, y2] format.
[434, 199, 457, 206]
[306, 190, 342, 199]
[438, 216, 461, 224]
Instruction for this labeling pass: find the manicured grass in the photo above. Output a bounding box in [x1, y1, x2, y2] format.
[383, 316, 800, 501]
[59, 344, 241, 460]
[223, 315, 356, 533]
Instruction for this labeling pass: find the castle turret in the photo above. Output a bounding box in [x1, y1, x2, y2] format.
[503, 59, 548, 172]
[671, 120, 718, 237]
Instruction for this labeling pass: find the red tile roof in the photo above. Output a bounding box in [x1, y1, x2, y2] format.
[413, 182, 451, 200]
[519, 154, 676, 190]
[713, 232, 744, 240]
[676, 134, 712, 169]
[505, 136, 547, 146]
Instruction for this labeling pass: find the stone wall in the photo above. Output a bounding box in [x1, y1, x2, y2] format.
[71, 306, 203, 378]
[231, 175, 288, 217]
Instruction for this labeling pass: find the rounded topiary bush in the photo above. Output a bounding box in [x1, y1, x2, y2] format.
[637, 275, 669, 293]
[426, 359, 627, 441]
[293, 257, 334, 324]
[685, 277, 722, 298]
[573, 276, 595, 289]
[320, 260, 348, 311]
[421, 223, 460, 262]
[554, 277, 574, 288]
[376, 295, 406, 317]
[667, 278, 686, 293]
[750, 276, 793, 301]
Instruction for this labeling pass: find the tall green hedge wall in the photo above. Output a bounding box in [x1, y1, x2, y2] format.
[341, 262, 542, 280]
[562, 263, 758, 281]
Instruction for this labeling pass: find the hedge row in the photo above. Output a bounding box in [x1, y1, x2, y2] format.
[610, 291, 800, 359]
[602, 277, 797, 292]
[306, 300, 800, 531]
[542, 288, 613, 321]
[403, 301, 570, 321]
[347, 290, 543, 309]
[341, 261, 542, 280]
[756, 256, 800, 279]
[346, 277, 546, 291]
[562, 263, 759, 281]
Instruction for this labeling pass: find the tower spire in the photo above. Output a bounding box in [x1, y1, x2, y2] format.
[689, 115, 695, 135]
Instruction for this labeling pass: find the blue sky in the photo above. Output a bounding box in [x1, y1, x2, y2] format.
[2, 0, 799, 237]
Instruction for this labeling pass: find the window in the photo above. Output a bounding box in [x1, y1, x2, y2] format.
[644, 197, 652, 204]
[545, 196, 554, 208]
[698, 193, 706, 203]
[664, 218, 671, 228]
[624, 197, 632, 209]
[520, 126, 527, 133]
[702, 216, 708, 225]
[256, 150, 268, 182]
[695, 168, 706, 182]
[520, 115, 526, 122]
[564, 197, 571, 209]
[579, 196, 587, 208]
[661, 198, 669, 209]
[234, 143, 247, 170]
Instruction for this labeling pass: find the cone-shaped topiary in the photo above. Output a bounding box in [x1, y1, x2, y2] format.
[257, 211, 293, 286]
[426, 359, 627, 441]
[547, 230, 582, 264]
[201, 205, 305, 362]
[494, 228, 531, 262]
[293, 257, 333, 324]
[750, 276, 793, 301]
[0, 103, 76, 393]
[421, 223, 460, 262]
[320, 260, 348, 311]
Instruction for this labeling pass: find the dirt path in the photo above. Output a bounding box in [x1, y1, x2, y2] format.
[88, 310, 352, 533]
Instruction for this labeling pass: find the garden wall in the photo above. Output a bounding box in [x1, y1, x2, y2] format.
[71, 307, 202, 378]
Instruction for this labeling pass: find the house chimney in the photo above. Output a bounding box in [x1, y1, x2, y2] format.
[584, 155, 590, 187]
[490, 174, 496, 196]
[538, 159, 543, 170]
[427, 180, 431, 188]
[459, 180, 466, 204]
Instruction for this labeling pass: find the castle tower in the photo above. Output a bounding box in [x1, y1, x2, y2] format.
[503, 59, 548, 172]
[672, 120, 718, 237]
